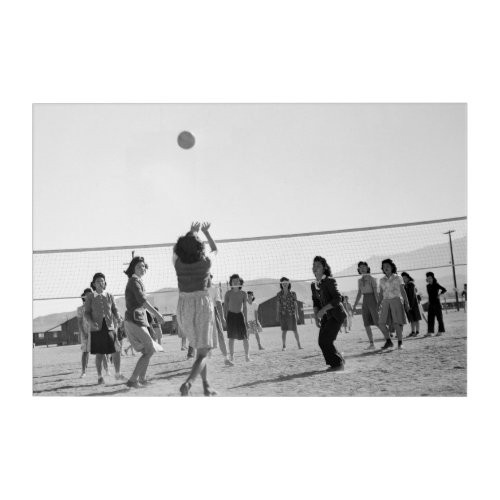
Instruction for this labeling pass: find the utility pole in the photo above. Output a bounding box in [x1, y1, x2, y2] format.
[444, 230, 460, 311]
[123, 250, 135, 266]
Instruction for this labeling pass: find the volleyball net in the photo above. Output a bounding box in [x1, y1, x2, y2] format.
[33, 216, 467, 314]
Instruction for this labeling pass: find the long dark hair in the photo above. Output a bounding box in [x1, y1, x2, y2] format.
[313, 256, 332, 277]
[401, 272, 414, 282]
[174, 232, 205, 264]
[124, 256, 148, 278]
[81, 287, 92, 302]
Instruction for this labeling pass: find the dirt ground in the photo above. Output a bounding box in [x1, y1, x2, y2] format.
[33, 310, 467, 397]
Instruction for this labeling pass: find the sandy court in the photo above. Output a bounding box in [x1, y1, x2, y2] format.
[33, 310, 466, 397]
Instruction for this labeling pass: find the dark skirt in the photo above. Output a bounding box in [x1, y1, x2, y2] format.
[90, 319, 117, 355]
[406, 303, 422, 322]
[227, 311, 248, 340]
[280, 312, 297, 331]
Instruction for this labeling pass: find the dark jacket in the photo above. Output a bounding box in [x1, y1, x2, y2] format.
[311, 277, 347, 322]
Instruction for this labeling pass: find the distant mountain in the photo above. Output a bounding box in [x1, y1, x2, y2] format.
[33, 236, 467, 329]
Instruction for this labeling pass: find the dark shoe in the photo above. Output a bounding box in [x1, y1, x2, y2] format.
[327, 364, 345, 372]
[126, 380, 140, 389]
[381, 339, 394, 350]
[202, 381, 218, 397]
[180, 381, 192, 396]
[97, 377, 105, 385]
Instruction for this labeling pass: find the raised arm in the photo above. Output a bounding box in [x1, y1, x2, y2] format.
[201, 222, 217, 253]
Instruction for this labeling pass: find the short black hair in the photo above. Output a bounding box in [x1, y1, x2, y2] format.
[313, 256, 332, 277]
[81, 287, 92, 302]
[90, 273, 106, 290]
[401, 272, 414, 282]
[279, 277, 292, 291]
[229, 274, 244, 290]
[247, 291, 255, 302]
[174, 232, 205, 264]
[357, 261, 371, 274]
[381, 259, 397, 274]
[124, 256, 148, 278]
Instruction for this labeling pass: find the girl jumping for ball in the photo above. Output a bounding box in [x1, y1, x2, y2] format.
[174, 222, 219, 396]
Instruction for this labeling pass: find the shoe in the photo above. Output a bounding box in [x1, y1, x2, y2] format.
[381, 340, 394, 350]
[80, 372, 86, 378]
[126, 380, 140, 389]
[115, 373, 127, 381]
[398, 343, 404, 350]
[245, 356, 251, 362]
[97, 377, 105, 385]
[203, 381, 218, 397]
[327, 364, 345, 372]
[224, 358, 234, 367]
[423, 333, 432, 338]
[366, 344, 376, 350]
[407, 333, 416, 338]
[415, 332, 420, 336]
[180, 381, 192, 396]
[138, 379, 152, 386]
[435, 332, 443, 337]
[181, 346, 187, 351]
[298, 346, 304, 350]
[282, 347, 286, 351]
[259, 346, 265, 350]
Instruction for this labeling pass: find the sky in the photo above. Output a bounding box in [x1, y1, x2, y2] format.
[33, 104, 467, 317]
[33, 103, 466, 250]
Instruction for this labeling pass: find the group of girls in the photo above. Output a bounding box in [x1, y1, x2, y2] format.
[76, 219, 449, 393]
[353, 260, 447, 350]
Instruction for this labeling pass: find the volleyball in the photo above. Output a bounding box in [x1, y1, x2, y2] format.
[177, 131, 196, 149]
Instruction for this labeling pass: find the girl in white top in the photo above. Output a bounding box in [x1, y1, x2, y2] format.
[377, 258, 410, 350]
[246, 291, 264, 350]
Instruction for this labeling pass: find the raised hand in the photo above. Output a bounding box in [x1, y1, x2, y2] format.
[190, 221, 201, 233]
[201, 222, 211, 232]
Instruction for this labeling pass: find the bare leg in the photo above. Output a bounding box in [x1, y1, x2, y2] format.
[378, 322, 391, 340]
[228, 339, 235, 360]
[95, 354, 104, 380]
[415, 320, 420, 334]
[81, 352, 89, 374]
[281, 330, 287, 349]
[365, 326, 374, 343]
[129, 349, 154, 383]
[293, 329, 303, 349]
[102, 355, 109, 373]
[181, 349, 209, 395]
[112, 351, 122, 377]
[243, 339, 250, 361]
[394, 323, 403, 343]
[255, 332, 264, 349]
